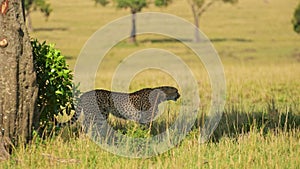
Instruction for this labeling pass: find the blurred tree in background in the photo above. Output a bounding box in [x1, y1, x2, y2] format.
[293, 2, 300, 33]
[187, 0, 238, 42]
[94, 0, 172, 43]
[24, 0, 52, 31]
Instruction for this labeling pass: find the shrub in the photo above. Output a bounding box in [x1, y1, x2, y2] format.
[31, 39, 80, 129]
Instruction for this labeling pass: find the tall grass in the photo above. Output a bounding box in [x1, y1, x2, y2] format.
[2, 45, 298, 168]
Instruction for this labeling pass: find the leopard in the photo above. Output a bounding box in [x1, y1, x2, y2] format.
[61, 86, 180, 131]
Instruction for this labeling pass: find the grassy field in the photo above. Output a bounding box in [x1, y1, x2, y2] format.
[2, 0, 300, 168]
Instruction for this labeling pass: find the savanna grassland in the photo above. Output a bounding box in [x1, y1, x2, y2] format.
[2, 0, 300, 168]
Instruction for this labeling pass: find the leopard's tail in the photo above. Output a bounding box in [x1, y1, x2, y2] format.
[56, 101, 82, 128]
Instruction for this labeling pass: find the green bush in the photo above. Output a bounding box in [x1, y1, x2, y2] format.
[32, 39, 80, 129]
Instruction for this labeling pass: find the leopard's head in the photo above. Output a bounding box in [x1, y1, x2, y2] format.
[153, 86, 180, 102]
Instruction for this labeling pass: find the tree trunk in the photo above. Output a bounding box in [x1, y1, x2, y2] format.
[129, 9, 137, 43]
[0, 0, 38, 161]
[193, 14, 201, 43]
[191, 4, 201, 43]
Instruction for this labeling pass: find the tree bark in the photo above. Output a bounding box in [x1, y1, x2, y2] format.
[0, 0, 38, 161]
